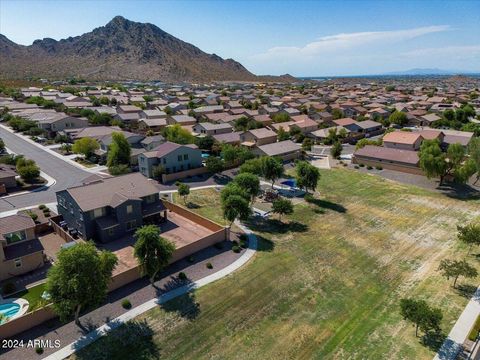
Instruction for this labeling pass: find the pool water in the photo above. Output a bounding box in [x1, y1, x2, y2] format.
[0, 303, 20, 319]
[281, 179, 297, 188]
[201, 153, 210, 159]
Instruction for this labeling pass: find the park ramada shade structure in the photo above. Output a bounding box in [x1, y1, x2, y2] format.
[353, 145, 419, 166]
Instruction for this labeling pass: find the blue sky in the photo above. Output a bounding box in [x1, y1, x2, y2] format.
[1, 0, 479, 76]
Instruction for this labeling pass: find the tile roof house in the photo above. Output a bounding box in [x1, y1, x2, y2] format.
[0, 165, 17, 195]
[213, 131, 242, 145]
[138, 141, 202, 179]
[383, 131, 424, 151]
[56, 173, 167, 243]
[193, 122, 233, 136]
[353, 145, 421, 174]
[240, 128, 278, 147]
[0, 214, 45, 280]
[420, 113, 442, 126]
[253, 140, 302, 161]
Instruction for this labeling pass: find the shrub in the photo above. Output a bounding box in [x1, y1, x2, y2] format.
[108, 164, 131, 176]
[206, 262, 213, 269]
[359, 163, 365, 167]
[38, 204, 46, 210]
[2, 282, 16, 295]
[35, 346, 44, 355]
[121, 299, 132, 309]
[468, 315, 480, 341]
[354, 165, 359, 169]
[178, 272, 187, 281]
[25, 210, 38, 221]
[343, 163, 347, 167]
[44, 212, 51, 218]
[42, 207, 50, 213]
[232, 245, 241, 253]
[375, 166, 383, 170]
[304, 193, 314, 203]
[367, 165, 373, 170]
[240, 239, 248, 248]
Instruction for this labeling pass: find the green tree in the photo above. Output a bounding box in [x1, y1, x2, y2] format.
[295, 161, 320, 193]
[239, 157, 263, 175]
[468, 138, 480, 183]
[195, 135, 215, 150]
[134, 225, 175, 285]
[177, 183, 190, 204]
[277, 127, 290, 141]
[162, 124, 195, 144]
[389, 111, 408, 126]
[302, 138, 313, 151]
[419, 140, 447, 184]
[205, 156, 224, 174]
[271, 113, 290, 123]
[438, 259, 478, 288]
[152, 165, 165, 181]
[46, 242, 118, 325]
[272, 197, 294, 221]
[107, 132, 131, 168]
[331, 108, 344, 120]
[330, 141, 343, 158]
[234, 172, 260, 204]
[16, 158, 40, 183]
[262, 157, 284, 188]
[221, 194, 251, 226]
[400, 298, 442, 337]
[457, 223, 480, 254]
[72, 137, 99, 158]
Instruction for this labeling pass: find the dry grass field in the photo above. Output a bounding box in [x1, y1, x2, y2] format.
[73, 168, 480, 360]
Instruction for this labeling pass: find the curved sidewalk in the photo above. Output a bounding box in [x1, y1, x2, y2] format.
[43, 222, 257, 360]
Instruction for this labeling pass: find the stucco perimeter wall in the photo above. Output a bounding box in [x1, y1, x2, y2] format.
[0, 304, 56, 340]
[1, 203, 229, 339]
[352, 156, 424, 175]
[161, 166, 208, 183]
[163, 201, 224, 232]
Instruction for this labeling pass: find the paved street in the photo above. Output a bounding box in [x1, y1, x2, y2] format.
[0, 127, 90, 211]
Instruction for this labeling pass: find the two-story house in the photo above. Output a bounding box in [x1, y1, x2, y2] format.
[0, 214, 45, 280]
[138, 141, 202, 178]
[56, 173, 167, 243]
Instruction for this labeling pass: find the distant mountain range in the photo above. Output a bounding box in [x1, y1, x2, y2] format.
[383, 68, 478, 76]
[0, 16, 296, 83]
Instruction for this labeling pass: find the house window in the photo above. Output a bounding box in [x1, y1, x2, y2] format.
[183, 154, 188, 160]
[14, 258, 22, 268]
[178, 155, 182, 161]
[126, 205, 133, 214]
[162, 158, 166, 164]
[126, 220, 137, 231]
[145, 194, 156, 204]
[93, 207, 106, 219]
[5, 230, 27, 245]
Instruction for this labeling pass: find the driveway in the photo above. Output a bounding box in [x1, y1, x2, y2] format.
[0, 127, 90, 211]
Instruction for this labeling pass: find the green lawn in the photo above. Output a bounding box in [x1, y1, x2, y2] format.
[74, 169, 480, 360]
[8, 282, 47, 312]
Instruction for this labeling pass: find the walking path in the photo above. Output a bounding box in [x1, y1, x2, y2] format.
[434, 285, 480, 360]
[44, 222, 257, 360]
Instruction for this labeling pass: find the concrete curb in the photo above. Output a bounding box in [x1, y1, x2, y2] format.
[0, 124, 104, 173]
[43, 221, 258, 360]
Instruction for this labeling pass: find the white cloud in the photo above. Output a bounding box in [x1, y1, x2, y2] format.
[251, 25, 451, 61]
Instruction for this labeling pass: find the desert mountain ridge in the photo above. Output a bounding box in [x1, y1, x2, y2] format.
[0, 16, 296, 83]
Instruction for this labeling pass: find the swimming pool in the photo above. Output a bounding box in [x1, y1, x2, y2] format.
[0, 298, 29, 322]
[281, 179, 297, 188]
[201, 153, 210, 159]
[0, 303, 20, 319]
